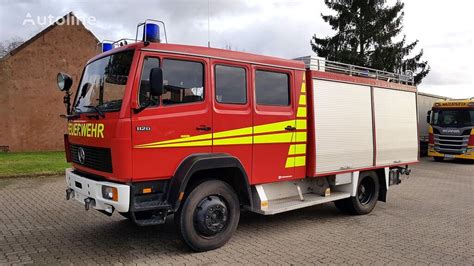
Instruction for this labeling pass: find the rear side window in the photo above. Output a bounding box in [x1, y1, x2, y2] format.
[215, 65, 247, 104]
[162, 59, 204, 105]
[255, 70, 290, 106]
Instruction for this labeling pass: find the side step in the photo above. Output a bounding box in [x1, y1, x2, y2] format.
[252, 192, 351, 215]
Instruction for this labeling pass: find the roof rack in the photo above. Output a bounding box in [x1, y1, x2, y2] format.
[294, 55, 414, 85]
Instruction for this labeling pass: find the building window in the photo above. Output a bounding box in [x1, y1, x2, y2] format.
[139, 57, 160, 106]
[162, 59, 204, 105]
[215, 65, 247, 104]
[255, 70, 290, 106]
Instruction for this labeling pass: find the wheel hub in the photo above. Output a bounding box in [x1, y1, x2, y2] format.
[194, 195, 228, 236]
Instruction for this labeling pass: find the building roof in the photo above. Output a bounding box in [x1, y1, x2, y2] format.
[1, 12, 99, 61]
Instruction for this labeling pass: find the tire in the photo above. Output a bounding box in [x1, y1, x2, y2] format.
[176, 180, 240, 252]
[334, 171, 380, 215]
[434, 156, 444, 162]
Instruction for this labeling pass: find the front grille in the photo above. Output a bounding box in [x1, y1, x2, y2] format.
[434, 134, 469, 154]
[70, 144, 113, 173]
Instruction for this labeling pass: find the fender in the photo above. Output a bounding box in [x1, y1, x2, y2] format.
[166, 153, 252, 211]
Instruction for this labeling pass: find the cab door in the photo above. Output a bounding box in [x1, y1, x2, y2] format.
[211, 60, 253, 180]
[251, 66, 296, 184]
[131, 52, 212, 181]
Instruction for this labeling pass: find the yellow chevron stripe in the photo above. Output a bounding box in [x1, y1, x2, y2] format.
[289, 144, 306, 155]
[296, 132, 307, 142]
[299, 95, 306, 106]
[301, 83, 306, 93]
[297, 107, 306, 118]
[285, 156, 306, 168]
[294, 156, 306, 167]
[141, 140, 212, 148]
[213, 127, 252, 139]
[135, 133, 212, 148]
[213, 136, 252, 146]
[254, 132, 293, 144]
[296, 119, 307, 130]
[254, 119, 295, 134]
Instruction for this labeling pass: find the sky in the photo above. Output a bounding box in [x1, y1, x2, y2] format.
[0, 0, 472, 98]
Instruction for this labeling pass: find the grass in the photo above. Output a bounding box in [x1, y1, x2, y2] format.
[0, 151, 69, 177]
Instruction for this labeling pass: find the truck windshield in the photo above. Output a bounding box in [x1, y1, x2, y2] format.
[432, 109, 474, 127]
[74, 50, 134, 113]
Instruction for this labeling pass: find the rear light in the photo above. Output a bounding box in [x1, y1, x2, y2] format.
[429, 133, 434, 144]
[64, 134, 71, 162]
[102, 186, 118, 201]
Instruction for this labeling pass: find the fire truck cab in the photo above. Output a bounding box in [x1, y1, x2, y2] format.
[59, 21, 417, 251]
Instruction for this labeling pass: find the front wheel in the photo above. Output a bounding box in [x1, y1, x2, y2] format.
[176, 180, 240, 252]
[334, 171, 380, 215]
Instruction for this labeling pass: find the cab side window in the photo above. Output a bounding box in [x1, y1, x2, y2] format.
[215, 65, 247, 104]
[255, 70, 290, 106]
[162, 59, 204, 105]
[138, 57, 160, 106]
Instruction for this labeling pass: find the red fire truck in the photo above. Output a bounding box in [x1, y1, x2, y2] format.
[58, 20, 417, 251]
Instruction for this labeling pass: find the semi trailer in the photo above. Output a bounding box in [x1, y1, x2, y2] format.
[417, 92, 449, 156]
[59, 20, 417, 251]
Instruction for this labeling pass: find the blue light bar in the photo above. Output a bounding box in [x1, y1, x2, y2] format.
[145, 23, 160, 42]
[102, 42, 113, 52]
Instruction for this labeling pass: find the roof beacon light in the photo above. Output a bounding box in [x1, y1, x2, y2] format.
[135, 19, 168, 45]
[145, 23, 160, 43]
[102, 42, 113, 52]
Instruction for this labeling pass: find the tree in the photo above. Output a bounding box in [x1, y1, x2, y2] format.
[0, 37, 24, 58]
[311, 0, 429, 84]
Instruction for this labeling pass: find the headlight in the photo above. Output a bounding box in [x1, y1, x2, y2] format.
[57, 72, 73, 91]
[102, 186, 118, 201]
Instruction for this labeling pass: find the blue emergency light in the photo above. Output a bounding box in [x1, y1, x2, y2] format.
[145, 23, 160, 42]
[102, 42, 113, 52]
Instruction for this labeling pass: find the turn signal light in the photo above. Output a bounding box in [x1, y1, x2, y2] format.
[102, 186, 118, 201]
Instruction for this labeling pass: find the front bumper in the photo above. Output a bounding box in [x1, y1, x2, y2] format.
[428, 145, 474, 160]
[65, 168, 130, 213]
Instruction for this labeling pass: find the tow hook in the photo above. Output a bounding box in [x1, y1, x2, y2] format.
[400, 165, 411, 176]
[66, 188, 73, 200]
[84, 198, 93, 211]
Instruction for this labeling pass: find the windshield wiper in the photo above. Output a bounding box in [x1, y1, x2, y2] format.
[83, 105, 105, 118]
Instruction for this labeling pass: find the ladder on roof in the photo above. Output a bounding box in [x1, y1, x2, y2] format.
[294, 55, 415, 86]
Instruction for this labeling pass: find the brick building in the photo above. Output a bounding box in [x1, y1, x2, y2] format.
[0, 12, 98, 152]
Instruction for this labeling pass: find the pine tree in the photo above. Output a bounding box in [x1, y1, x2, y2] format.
[311, 0, 429, 84]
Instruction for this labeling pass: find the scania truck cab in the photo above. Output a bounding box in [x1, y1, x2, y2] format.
[58, 20, 417, 251]
[427, 99, 474, 161]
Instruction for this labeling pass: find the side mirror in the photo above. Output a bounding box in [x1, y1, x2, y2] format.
[426, 110, 431, 123]
[57, 72, 73, 92]
[149, 67, 164, 96]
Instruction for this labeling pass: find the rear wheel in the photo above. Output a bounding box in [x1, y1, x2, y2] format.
[433, 156, 444, 162]
[334, 171, 380, 215]
[176, 180, 240, 252]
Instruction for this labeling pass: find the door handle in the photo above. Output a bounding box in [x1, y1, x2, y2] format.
[196, 125, 212, 131]
[285, 125, 296, 131]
